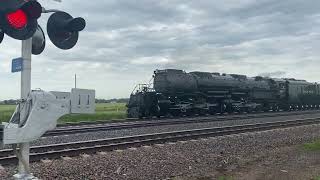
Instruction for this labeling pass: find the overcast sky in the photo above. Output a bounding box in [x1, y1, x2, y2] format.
[0, 0, 320, 100]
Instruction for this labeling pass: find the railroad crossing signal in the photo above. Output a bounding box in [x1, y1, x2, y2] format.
[47, 11, 86, 50]
[0, 1, 86, 51]
[0, 1, 88, 179]
[0, 0, 42, 40]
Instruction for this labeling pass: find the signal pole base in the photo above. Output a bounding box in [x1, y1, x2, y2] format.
[13, 173, 38, 180]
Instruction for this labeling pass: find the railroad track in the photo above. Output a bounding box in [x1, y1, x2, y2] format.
[1, 117, 319, 166]
[58, 109, 320, 127]
[46, 110, 320, 137]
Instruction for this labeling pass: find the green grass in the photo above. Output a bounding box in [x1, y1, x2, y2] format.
[303, 139, 320, 151]
[313, 176, 320, 180]
[0, 105, 16, 123]
[302, 141, 320, 180]
[0, 103, 127, 124]
[218, 176, 233, 180]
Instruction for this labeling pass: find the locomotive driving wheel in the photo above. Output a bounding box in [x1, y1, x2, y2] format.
[128, 107, 142, 118]
[170, 109, 181, 117]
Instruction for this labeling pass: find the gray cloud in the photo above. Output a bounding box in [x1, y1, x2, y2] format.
[259, 71, 287, 78]
[1, 0, 320, 99]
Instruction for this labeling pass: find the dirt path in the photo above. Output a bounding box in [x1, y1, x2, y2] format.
[234, 146, 320, 180]
[173, 145, 320, 180]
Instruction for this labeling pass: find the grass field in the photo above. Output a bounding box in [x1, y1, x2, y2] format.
[303, 139, 320, 151]
[313, 176, 320, 180]
[303, 140, 320, 180]
[0, 103, 127, 124]
[0, 104, 16, 123]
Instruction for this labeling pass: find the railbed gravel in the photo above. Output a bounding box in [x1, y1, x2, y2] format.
[1, 123, 320, 179]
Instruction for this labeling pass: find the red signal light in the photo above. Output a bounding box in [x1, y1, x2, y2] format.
[6, 9, 28, 29]
[0, 0, 42, 40]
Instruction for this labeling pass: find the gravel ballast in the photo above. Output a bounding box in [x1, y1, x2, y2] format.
[1, 124, 320, 179]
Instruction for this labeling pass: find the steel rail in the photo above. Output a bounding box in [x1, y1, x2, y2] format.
[46, 110, 320, 137]
[0, 117, 319, 165]
[57, 109, 320, 127]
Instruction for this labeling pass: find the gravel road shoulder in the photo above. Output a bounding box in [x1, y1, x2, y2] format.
[1, 124, 320, 180]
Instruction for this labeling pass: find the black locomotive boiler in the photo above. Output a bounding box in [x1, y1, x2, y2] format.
[127, 69, 320, 118]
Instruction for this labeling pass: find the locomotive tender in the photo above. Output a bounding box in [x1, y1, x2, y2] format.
[127, 69, 320, 118]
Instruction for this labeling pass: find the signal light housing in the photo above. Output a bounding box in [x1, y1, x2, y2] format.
[32, 25, 46, 55]
[0, 30, 4, 44]
[0, 0, 42, 40]
[47, 11, 86, 50]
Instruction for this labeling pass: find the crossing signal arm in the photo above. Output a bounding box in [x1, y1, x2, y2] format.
[0, 88, 95, 145]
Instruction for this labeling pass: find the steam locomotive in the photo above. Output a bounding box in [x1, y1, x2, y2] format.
[127, 69, 320, 118]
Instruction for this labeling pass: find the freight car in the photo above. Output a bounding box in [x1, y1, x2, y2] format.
[127, 69, 320, 118]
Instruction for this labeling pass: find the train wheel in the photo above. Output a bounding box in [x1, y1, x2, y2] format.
[185, 109, 194, 116]
[263, 107, 270, 112]
[219, 103, 226, 114]
[128, 107, 142, 118]
[284, 105, 290, 111]
[209, 106, 217, 115]
[225, 105, 233, 114]
[255, 106, 262, 113]
[247, 107, 253, 113]
[237, 108, 244, 114]
[198, 109, 208, 116]
[170, 109, 181, 117]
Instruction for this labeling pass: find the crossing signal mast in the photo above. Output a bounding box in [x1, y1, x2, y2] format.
[0, 1, 94, 179]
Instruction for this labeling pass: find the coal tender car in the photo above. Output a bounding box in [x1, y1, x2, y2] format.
[127, 69, 320, 118]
